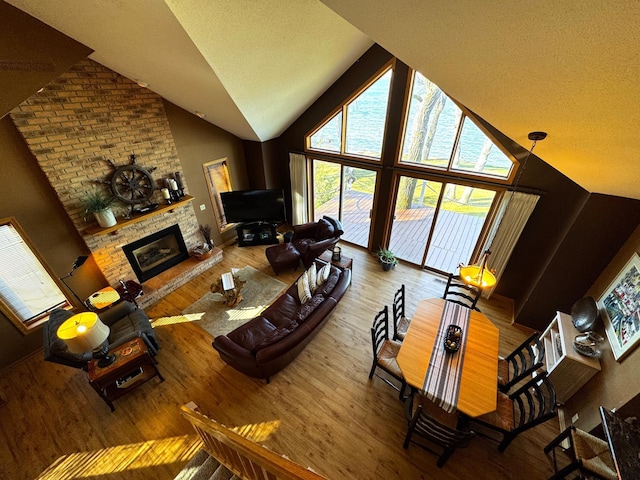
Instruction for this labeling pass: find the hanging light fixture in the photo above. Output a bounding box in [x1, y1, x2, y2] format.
[459, 131, 547, 289]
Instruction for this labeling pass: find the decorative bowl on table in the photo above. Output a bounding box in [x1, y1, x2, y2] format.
[444, 325, 463, 353]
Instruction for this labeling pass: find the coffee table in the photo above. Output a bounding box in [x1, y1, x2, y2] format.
[87, 337, 164, 412]
[211, 270, 245, 307]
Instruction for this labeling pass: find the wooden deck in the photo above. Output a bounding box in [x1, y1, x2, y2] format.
[316, 191, 485, 273]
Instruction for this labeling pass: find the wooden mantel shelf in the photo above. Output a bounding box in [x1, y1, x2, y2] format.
[85, 196, 194, 236]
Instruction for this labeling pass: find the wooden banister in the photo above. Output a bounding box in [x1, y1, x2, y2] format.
[180, 403, 327, 480]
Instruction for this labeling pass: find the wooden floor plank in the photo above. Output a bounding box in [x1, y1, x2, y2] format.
[0, 242, 558, 479]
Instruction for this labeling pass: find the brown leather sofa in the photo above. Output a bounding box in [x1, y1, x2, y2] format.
[212, 260, 351, 381]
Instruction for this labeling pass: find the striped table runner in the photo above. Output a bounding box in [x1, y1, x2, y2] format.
[421, 301, 471, 413]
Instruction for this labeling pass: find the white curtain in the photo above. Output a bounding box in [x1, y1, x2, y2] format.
[289, 152, 308, 225]
[481, 191, 540, 298]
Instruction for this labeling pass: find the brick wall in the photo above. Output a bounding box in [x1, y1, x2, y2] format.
[10, 59, 212, 304]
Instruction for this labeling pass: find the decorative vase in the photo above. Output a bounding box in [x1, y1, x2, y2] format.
[94, 208, 117, 228]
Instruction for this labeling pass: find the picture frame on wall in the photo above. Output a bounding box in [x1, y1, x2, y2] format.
[598, 252, 640, 361]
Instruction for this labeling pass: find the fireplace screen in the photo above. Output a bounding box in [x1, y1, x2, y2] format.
[123, 224, 189, 283]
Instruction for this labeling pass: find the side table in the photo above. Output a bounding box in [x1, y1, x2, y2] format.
[87, 337, 164, 412]
[319, 250, 353, 270]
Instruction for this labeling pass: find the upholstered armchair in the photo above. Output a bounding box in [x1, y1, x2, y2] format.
[291, 216, 343, 268]
[43, 301, 159, 370]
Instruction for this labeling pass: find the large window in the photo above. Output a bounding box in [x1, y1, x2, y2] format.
[308, 66, 392, 161]
[203, 158, 232, 232]
[400, 71, 514, 180]
[0, 217, 71, 334]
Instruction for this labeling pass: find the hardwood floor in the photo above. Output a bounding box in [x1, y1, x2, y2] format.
[0, 243, 561, 479]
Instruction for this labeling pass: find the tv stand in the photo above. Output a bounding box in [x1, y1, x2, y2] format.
[235, 222, 279, 247]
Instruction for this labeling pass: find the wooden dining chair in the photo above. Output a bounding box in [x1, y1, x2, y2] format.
[498, 332, 545, 393]
[462, 372, 557, 452]
[442, 273, 481, 311]
[544, 425, 617, 480]
[369, 306, 407, 399]
[392, 284, 411, 341]
[403, 390, 475, 467]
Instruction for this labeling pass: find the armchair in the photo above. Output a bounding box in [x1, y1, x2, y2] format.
[44, 301, 159, 370]
[291, 216, 343, 268]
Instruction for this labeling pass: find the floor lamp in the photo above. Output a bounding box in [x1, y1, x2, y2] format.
[59, 255, 89, 305]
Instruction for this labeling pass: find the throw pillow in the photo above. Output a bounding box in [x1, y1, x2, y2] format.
[315, 218, 335, 240]
[316, 263, 331, 287]
[297, 272, 312, 304]
[307, 263, 317, 293]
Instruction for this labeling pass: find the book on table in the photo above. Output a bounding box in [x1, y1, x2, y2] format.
[221, 272, 235, 291]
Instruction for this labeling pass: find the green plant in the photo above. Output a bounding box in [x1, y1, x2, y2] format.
[81, 190, 115, 213]
[377, 247, 398, 265]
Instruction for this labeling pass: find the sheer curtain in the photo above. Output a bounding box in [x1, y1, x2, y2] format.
[481, 191, 540, 298]
[289, 152, 308, 225]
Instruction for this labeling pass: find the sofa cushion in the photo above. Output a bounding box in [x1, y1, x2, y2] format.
[263, 294, 299, 329]
[251, 326, 294, 353]
[318, 269, 340, 296]
[315, 217, 335, 240]
[228, 316, 278, 352]
[293, 238, 314, 254]
[296, 294, 326, 322]
[297, 273, 311, 304]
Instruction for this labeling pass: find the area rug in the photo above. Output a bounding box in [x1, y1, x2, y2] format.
[182, 265, 287, 338]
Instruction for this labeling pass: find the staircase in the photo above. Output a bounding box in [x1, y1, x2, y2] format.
[179, 402, 328, 480]
[173, 448, 238, 480]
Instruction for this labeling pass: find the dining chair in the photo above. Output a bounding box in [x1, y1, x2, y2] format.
[369, 306, 407, 399]
[442, 273, 481, 311]
[462, 372, 557, 452]
[498, 332, 545, 393]
[544, 425, 617, 480]
[392, 284, 411, 341]
[403, 390, 475, 467]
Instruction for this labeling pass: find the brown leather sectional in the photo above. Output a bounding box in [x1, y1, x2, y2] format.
[212, 260, 351, 381]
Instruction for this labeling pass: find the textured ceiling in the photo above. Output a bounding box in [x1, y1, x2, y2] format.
[5, 0, 640, 199]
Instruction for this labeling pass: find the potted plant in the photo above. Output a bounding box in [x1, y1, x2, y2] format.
[81, 189, 117, 228]
[377, 248, 398, 271]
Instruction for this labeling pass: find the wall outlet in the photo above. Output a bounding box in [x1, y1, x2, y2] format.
[572, 413, 579, 423]
[199, 204, 206, 211]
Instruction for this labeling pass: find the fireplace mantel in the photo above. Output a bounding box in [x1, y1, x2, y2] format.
[84, 196, 195, 236]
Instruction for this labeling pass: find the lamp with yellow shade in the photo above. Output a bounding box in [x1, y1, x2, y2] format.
[57, 312, 116, 367]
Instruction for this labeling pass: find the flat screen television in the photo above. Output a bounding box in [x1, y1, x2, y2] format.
[220, 189, 286, 224]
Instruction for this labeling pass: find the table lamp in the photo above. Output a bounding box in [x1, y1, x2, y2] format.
[57, 312, 116, 367]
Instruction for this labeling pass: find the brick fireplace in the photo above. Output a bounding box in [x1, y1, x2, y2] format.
[9, 58, 221, 307]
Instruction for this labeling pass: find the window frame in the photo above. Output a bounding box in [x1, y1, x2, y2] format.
[0, 217, 72, 335]
[305, 61, 395, 164]
[395, 69, 518, 185]
[203, 158, 233, 233]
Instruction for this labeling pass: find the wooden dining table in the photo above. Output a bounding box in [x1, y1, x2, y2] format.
[397, 298, 500, 417]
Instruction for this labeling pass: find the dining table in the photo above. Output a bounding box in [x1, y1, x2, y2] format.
[396, 298, 500, 417]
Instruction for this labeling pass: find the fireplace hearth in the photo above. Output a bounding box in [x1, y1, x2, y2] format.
[123, 224, 189, 283]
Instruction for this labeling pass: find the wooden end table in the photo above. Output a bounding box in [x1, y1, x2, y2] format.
[87, 337, 164, 412]
[319, 250, 353, 270]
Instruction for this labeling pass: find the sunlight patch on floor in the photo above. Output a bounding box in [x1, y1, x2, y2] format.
[36, 434, 203, 479]
[152, 313, 204, 326]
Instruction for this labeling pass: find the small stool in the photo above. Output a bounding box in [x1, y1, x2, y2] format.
[265, 243, 301, 275]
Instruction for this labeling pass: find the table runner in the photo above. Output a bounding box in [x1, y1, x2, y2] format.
[421, 301, 471, 413]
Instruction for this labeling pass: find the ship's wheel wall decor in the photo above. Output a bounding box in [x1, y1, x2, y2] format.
[95, 153, 159, 214]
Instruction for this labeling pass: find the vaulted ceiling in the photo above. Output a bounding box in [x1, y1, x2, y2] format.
[5, 0, 640, 200]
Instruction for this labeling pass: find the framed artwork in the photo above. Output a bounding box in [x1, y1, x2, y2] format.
[598, 252, 640, 361]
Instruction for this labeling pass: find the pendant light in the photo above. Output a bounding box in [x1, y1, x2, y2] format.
[459, 131, 547, 289]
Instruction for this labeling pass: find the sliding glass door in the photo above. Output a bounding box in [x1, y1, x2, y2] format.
[311, 159, 377, 248]
[389, 175, 496, 273]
